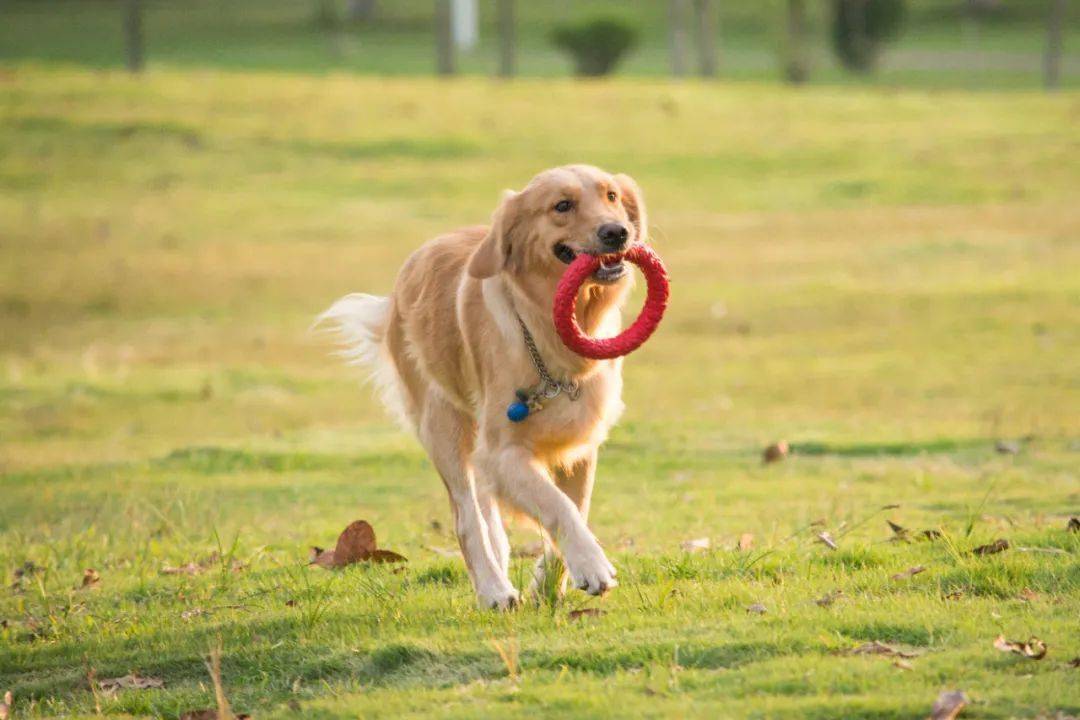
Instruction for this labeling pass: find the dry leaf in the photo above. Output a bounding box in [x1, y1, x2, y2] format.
[815, 590, 843, 607]
[1068, 517, 1079, 533]
[762, 441, 789, 463]
[680, 537, 710, 553]
[887, 520, 910, 541]
[80, 568, 100, 589]
[891, 565, 927, 581]
[746, 603, 767, 614]
[971, 539, 1009, 556]
[850, 641, 918, 659]
[98, 673, 165, 693]
[568, 608, 606, 621]
[310, 520, 407, 568]
[893, 659, 914, 671]
[736, 533, 754, 551]
[1016, 588, 1040, 602]
[993, 635, 1047, 660]
[816, 531, 838, 550]
[0, 690, 10, 720]
[929, 690, 968, 720]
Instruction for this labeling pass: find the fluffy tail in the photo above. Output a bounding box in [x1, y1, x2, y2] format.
[315, 293, 408, 427]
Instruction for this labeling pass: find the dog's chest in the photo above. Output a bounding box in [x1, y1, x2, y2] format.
[526, 368, 624, 454]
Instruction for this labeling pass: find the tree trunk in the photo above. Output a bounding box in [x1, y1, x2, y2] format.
[1043, 0, 1066, 91]
[784, 0, 808, 84]
[124, 0, 144, 73]
[694, 0, 719, 77]
[669, 0, 690, 77]
[497, 0, 516, 78]
[435, 0, 456, 76]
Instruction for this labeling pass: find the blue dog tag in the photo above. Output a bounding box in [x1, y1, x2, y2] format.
[506, 401, 530, 423]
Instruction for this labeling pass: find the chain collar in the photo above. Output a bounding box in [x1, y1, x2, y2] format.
[515, 313, 581, 402]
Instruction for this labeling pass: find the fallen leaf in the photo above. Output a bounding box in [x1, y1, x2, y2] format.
[680, 537, 710, 553]
[887, 520, 910, 541]
[80, 568, 101, 589]
[98, 673, 165, 693]
[971, 538, 1009, 556]
[815, 590, 843, 607]
[1068, 517, 1079, 533]
[1016, 588, 1039, 602]
[568, 608, 606, 621]
[893, 659, 914, 671]
[816, 531, 838, 550]
[310, 520, 407, 568]
[891, 565, 927, 581]
[994, 439, 1020, 455]
[993, 635, 1047, 660]
[736, 533, 754, 551]
[929, 690, 968, 720]
[762, 441, 789, 463]
[849, 641, 918, 659]
[0, 690, 10, 720]
[746, 603, 767, 614]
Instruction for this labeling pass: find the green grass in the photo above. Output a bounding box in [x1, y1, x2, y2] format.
[0, 0, 1076, 89]
[1, 66, 1079, 717]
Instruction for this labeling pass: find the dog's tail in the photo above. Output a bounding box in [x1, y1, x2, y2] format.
[315, 293, 409, 428]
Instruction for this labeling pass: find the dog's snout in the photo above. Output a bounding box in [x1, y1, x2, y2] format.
[597, 223, 629, 251]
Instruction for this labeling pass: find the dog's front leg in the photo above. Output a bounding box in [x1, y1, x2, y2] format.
[529, 449, 598, 598]
[479, 445, 616, 596]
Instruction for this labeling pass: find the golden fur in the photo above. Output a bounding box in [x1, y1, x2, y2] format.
[321, 165, 647, 608]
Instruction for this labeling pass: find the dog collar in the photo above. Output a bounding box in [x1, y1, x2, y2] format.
[506, 311, 580, 423]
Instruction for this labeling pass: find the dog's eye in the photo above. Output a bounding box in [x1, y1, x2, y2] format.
[554, 199, 573, 213]
[607, 191, 617, 202]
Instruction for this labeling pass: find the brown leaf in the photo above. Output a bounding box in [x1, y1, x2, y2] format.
[1016, 587, 1039, 602]
[568, 608, 607, 621]
[80, 569, 101, 589]
[849, 641, 918, 659]
[887, 520, 910, 541]
[680, 537, 710, 553]
[891, 565, 927, 581]
[736, 533, 754, 551]
[929, 690, 968, 720]
[1068, 517, 1079, 533]
[993, 634, 1047, 660]
[971, 538, 1009, 556]
[310, 520, 407, 568]
[762, 441, 789, 463]
[816, 531, 838, 550]
[369, 549, 408, 564]
[815, 590, 843, 607]
[98, 673, 165, 692]
[746, 603, 767, 615]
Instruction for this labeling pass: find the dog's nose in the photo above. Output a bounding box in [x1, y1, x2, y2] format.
[597, 223, 629, 251]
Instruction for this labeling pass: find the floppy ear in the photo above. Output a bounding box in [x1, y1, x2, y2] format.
[614, 173, 648, 243]
[468, 190, 521, 279]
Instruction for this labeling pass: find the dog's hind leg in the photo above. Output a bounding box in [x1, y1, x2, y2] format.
[419, 393, 518, 610]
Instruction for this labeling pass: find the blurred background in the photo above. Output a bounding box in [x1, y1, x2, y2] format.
[0, 0, 1075, 89]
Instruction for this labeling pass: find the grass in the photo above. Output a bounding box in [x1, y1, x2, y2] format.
[0, 0, 1076, 89]
[1, 65, 1079, 717]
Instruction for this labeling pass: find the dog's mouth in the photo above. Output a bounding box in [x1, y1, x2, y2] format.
[553, 243, 628, 284]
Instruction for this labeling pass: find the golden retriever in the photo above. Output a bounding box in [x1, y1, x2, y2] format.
[319, 164, 646, 609]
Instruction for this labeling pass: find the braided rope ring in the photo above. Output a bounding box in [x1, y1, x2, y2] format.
[553, 244, 670, 360]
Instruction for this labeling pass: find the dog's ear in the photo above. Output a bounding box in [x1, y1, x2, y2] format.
[614, 174, 648, 243]
[468, 190, 522, 279]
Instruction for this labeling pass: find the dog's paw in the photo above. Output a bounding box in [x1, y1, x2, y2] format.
[565, 543, 617, 596]
[478, 585, 520, 611]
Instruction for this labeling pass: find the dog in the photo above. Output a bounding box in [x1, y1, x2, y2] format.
[318, 164, 647, 609]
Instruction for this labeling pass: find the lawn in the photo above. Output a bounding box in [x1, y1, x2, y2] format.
[1, 66, 1079, 718]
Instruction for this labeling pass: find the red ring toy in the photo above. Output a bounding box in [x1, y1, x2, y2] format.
[553, 244, 669, 360]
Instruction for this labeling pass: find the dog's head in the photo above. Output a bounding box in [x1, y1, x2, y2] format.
[467, 165, 647, 298]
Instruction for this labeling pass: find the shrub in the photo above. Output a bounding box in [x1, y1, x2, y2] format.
[550, 17, 639, 77]
[831, 0, 906, 72]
